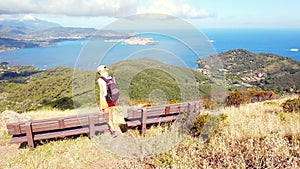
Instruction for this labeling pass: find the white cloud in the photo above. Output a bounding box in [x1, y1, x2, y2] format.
[137, 0, 212, 19]
[0, 0, 139, 17]
[0, 0, 211, 19]
[20, 14, 36, 21]
[0, 14, 36, 21]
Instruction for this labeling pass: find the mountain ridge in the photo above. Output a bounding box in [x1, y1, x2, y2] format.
[0, 19, 135, 52]
[0, 18, 61, 31]
[197, 49, 300, 93]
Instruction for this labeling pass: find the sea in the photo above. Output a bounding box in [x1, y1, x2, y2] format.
[0, 29, 299, 70]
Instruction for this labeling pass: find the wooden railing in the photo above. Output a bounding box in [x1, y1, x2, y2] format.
[6, 112, 109, 149]
[6, 100, 203, 149]
[124, 101, 203, 135]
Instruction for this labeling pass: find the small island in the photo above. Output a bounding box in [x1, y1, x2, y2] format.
[104, 37, 159, 45]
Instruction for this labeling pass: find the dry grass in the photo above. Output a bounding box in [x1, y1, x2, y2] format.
[223, 97, 300, 140]
[0, 95, 300, 168]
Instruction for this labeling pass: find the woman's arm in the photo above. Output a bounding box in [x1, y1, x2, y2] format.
[98, 80, 104, 111]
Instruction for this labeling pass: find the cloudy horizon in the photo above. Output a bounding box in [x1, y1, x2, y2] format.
[0, 0, 299, 29]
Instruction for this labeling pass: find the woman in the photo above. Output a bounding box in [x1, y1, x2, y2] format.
[97, 65, 118, 138]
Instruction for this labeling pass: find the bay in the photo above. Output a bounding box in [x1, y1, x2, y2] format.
[0, 29, 299, 70]
[203, 28, 300, 60]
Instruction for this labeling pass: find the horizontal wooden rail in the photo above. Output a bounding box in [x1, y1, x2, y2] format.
[6, 112, 109, 149]
[125, 101, 203, 135]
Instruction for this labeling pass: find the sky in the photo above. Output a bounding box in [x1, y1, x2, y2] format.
[0, 0, 300, 29]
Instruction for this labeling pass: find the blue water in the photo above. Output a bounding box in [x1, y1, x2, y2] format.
[203, 29, 300, 60]
[0, 29, 299, 70]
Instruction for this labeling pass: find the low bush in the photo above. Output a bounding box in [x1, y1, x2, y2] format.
[226, 90, 278, 107]
[282, 97, 300, 113]
[202, 99, 216, 110]
[190, 113, 228, 138]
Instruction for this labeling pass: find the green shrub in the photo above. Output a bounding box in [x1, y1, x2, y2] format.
[202, 99, 216, 110]
[226, 90, 278, 107]
[190, 113, 228, 138]
[281, 98, 300, 113]
[226, 91, 249, 107]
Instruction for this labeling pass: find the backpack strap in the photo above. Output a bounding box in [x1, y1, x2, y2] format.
[100, 76, 116, 84]
[100, 76, 110, 83]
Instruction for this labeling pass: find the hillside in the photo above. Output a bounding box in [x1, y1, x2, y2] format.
[197, 49, 300, 93]
[1, 49, 299, 113]
[0, 18, 60, 31]
[0, 66, 74, 112]
[0, 19, 135, 52]
[109, 58, 210, 102]
[0, 59, 210, 113]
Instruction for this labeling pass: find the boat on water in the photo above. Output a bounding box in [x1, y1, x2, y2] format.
[290, 48, 299, 52]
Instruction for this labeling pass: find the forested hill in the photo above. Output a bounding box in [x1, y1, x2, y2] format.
[197, 49, 300, 93]
[0, 59, 209, 113]
[1, 49, 299, 113]
[0, 66, 75, 112]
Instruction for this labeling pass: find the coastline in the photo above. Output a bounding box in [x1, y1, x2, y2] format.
[0, 47, 18, 53]
[0, 42, 58, 53]
[1, 29, 300, 70]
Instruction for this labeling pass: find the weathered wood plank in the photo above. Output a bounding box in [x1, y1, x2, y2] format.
[58, 118, 65, 128]
[25, 122, 34, 149]
[141, 108, 147, 135]
[165, 106, 170, 115]
[146, 115, 178, 124]
[88, 115, 95, 138]
[7, 112, 110, 147]
[7, 113, 108, 135]
[125, 101, 203, 135]
[125, 120, 141, 127]
[126, 101, 202, 119]
[34, 127, 90, 140]
[10, 134, 27, 143]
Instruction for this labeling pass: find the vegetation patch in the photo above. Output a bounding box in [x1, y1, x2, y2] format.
[282, 96, 300, 113]
[226, 90, 279, 107]
[198, 49, 300, 93]
[1, 59, 213, 113]
[191, 113, 228, 138]
[1, 97, 300, 168]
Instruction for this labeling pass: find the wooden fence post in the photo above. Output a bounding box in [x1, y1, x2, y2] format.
[58, 118, 65, 129]
[88, 115, 95, 138]
[24, 122, 34, 149]
[141, 108, 147, 135]
[165, 105, 170, 115]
